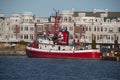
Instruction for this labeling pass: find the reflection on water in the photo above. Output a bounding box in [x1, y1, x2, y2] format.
[0, 56, 120, 80]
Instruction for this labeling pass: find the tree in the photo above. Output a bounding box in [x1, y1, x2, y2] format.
[114, 40, 119, 48]
[91, 34, 96, 49]
[92, 39, 96, 49]
[114, 35, 119, 49]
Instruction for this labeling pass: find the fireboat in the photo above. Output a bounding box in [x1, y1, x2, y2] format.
[26, 10, 101, 59]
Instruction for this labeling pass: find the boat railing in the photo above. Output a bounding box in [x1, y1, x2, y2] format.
[36, 43, 99, 52]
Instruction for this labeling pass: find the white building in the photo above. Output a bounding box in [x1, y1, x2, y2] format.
[0, 9, 120, 48]
[20, 12, 35, 42]
[73, 8, 120, 48]
[60, 9, 75, 44]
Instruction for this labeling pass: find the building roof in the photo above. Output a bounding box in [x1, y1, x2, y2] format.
[73, 11, 120, 17]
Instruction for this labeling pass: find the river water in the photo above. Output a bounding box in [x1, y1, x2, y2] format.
[0, 56, 120, 80]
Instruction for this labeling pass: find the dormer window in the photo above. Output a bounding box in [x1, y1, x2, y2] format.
[106, 19, 110, 23]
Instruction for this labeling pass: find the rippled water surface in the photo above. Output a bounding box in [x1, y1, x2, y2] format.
[0, 56, 120, 80]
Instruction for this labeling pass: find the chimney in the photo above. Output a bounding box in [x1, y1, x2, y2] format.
[105, 9, 108, 14]
[93, 8, 96, 13]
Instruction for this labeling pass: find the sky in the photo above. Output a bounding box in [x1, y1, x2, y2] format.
[0, 0, 120, 17]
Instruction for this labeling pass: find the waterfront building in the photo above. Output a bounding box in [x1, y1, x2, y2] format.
[0, 14, 5, 42]
[9, 14, 21, 42]
[34, 17, 48, 39]
[0, 9, 120, 48]
[60, 9, 75, 44]
[73, 8, 120, 48]
[20, 12, 35, 42]
[0, 14, 21, 42]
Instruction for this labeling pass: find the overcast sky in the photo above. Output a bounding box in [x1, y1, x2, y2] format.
[0, 0, 120, 17]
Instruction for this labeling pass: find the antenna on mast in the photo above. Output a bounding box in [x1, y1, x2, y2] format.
[53, 9, 60, 36]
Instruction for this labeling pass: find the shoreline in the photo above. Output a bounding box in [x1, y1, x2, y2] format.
[0, 50, 26, 56]
[0, 43, 26, 56]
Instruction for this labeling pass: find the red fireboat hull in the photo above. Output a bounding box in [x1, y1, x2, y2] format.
[26, 47, 101, 59]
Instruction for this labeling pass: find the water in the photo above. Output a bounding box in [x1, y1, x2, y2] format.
[0, 56, 120, 80]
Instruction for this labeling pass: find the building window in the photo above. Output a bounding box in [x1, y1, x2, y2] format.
[30, 27, 33, 31]
[83, 27, 85, 31]
[64, 17, 67, 21]
[38, 26, 42, 32]
[30, 34, 33, 39]
[86, 27, 88, 31]
[37, 20, 40, 23]
[21, 26, 23, 31]
[75, 35, 79, 38]
[111, 36, 114, 40]
[25, 19, 28, 22]
[83, 19, 87, 22]
[43, 26, 46, 31]
[15, 19, 17, 22]
[105, 27, 107, 31]
[69, 17, 72, 21]
[106, 35, 110, 40]
[97, 35, 99, 40]
[109, 28, 113, 32]
[94, 26, 96, 31]
[29, 19, 33, 23]
[63, 26, 67, 30]
[101, 27, 103, 32]
[100, 35, 102, 39]
[69, 35, 73, 39]
[95, 19, 98, 22]
[111, 19, 116, 23]
[89, 27, 91, 31]
[25, 26, 28, 31]
[69, 27, 73, 31]
[21, 34, 23, 39]
[9, 27, 10, 31]
[11, 34, 13, 38]
[97, 27, 99, 31]
[106, 19, 110, 23]
[24, 34, 28, 39]
[118, 27, 120, 32]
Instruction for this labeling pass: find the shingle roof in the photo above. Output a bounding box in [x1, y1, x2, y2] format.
[73, 11, 120, 17]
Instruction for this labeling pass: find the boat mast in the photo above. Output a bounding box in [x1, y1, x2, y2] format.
[53, 9, 60, 36]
